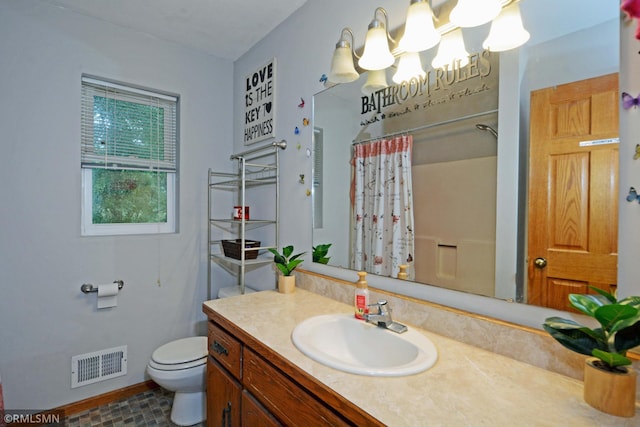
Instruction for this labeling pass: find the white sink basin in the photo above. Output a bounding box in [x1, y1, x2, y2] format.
[291, 313, 438, 376]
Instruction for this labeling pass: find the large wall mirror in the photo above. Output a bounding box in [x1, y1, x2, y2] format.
[311, 0, 619, 313]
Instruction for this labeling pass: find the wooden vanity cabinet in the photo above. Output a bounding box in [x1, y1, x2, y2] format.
[206, 313, 383, 427]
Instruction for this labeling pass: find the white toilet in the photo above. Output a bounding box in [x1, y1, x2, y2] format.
[147, 286, 255, 426]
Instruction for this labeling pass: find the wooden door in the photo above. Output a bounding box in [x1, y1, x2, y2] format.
[527, 73, 619, 310]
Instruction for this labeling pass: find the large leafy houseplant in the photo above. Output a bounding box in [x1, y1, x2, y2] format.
[543, 287, 640, 372]
[268, 245, 305, 276]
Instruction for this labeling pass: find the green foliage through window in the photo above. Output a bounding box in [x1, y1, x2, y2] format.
[92, 96, 166, 162]
[92, 169, 167, 224]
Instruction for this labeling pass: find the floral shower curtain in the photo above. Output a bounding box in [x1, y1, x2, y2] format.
[350, 135, 415, 280]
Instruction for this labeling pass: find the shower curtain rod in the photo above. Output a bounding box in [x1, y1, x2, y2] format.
[352, 109, 498, 145]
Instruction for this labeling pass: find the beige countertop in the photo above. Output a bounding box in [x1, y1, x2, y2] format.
[203, 289, 639, 426]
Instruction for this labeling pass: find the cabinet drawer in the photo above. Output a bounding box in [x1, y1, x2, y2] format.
[243, 347, 350, 427]
[208, 321, 242, 379]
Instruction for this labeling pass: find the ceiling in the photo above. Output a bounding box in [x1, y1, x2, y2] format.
[40, 0, 308, 60]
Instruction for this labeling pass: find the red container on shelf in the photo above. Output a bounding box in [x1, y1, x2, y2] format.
[233, 205, 250, 220]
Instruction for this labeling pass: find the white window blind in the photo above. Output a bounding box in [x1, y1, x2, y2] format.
[81, 76, 177, 172]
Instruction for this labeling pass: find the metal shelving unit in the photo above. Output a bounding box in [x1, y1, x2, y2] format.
[207, 141, 286, 299]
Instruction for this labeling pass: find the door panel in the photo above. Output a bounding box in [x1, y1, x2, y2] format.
[527, 73, 619, 310]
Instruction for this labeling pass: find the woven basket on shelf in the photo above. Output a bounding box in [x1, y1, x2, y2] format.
[221, 239, 261, 260]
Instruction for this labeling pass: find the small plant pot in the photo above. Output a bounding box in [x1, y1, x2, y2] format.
[583, 358, 637, 417]
[278, 275, 295, 294]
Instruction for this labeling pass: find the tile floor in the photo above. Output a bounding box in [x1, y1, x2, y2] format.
[59, 387, 205, 427]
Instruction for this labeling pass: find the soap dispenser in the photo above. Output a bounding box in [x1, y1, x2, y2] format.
[354, 271, 369, 320]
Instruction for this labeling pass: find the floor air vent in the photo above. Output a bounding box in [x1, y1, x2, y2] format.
[71, 345, 127, 388]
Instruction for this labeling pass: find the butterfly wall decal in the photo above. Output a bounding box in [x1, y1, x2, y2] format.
[626, 187, 640, 203]
[622, 92, 640, 109]
[298, 98, 305, 108]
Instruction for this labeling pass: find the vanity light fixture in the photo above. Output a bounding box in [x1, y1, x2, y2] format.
[482, 2, 530, 52]
[358, 7, 396, 71]
[328, 28, 360, 83]
[393, 52, 426, 84]
[362, 69, 389, 95]
[398, 0, 441, 53]
[328, 0, 530, 86]
[450, 0, 502, 28]
[431, 28, 470, 70]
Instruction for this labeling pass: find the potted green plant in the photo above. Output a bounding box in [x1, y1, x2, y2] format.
[312, 243, 332, 265]
[268, 245, 305, 293]
[543, 287, 640, 417]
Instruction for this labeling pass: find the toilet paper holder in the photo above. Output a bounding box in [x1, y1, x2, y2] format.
[81, 280, 124, 294]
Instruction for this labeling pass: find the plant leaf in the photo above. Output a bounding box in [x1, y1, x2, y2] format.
[289, 252, 306, 262]
[594, 304, 638, 333]
[268, 248, 279, 257]
[272, 254, 286, 265]
[568, 294, 609, 317]
[542, 319, 605, 356]
[274, 263, 289, 276]
[588, 286, 617, 303]
[619, 295, 640, 309]
[282, 245, 294, 258]
[614, 321, 640, 352]
[592, 349, 632, 368]
[286, 259, 304, 273]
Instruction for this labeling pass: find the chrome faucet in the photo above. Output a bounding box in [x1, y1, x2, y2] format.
[364, 300, 408, 334]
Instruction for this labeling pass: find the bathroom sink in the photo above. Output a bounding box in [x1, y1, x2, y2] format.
[291, 314, 438, 376]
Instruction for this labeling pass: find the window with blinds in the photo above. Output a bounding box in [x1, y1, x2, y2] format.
[80, 76, 179, 236]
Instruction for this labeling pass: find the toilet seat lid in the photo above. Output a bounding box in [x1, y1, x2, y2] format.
[151, 336, 207, 365]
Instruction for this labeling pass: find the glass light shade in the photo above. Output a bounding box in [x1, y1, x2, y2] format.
[431, 29, 469, 69]
[393, 52, 426, 84]
[482, 3, 530, 52]
[398, 0, 441, 53]
[358, 24, 395, 71]
[450, 0, 501, 28]
[328, 44, 359, 83]
[362, 69, 389, 95]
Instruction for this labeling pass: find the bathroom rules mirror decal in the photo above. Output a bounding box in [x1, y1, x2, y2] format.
[244, 57, 276, 145]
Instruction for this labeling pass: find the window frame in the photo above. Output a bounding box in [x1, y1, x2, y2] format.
[80, 76, 179, 236]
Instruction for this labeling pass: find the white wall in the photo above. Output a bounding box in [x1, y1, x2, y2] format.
[0, 0, 233, 410]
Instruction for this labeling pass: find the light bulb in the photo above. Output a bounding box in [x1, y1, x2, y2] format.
[362, 69, 389, 95]
[358, 21, 395, 71]
[482, 3, 530, 52]
[393, 52, 426, 84]
[431, 29, 469, 70]
[328, 42, 359, 83]
[399, 0, 440, 53]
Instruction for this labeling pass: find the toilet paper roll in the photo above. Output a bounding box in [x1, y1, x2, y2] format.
[97, 282, 119, 309]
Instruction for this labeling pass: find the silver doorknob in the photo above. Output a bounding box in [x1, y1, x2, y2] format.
[534, 257, 547, 269]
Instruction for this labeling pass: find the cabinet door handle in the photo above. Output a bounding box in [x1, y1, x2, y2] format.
[221, 401, 232, 427]
[212, 340, 229, 356]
